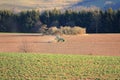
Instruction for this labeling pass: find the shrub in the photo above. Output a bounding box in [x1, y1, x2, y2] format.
[60, 26, 72, 35]
[60, 26, 86, 35]
[39, 24, 48, 34]
[71, 26, 86, 35]
[39, 25, 86, 35]
[48, 26, 59, 35]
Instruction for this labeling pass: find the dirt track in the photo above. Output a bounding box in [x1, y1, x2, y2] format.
[0, 33, 120, 56]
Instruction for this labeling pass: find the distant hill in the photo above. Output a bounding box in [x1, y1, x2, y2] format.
[0, 0, 79, 12]
[0, 0, 120, 12]
[68, 0, 120, 11]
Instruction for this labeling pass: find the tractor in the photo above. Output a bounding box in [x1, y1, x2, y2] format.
[55, 35, 65, 42]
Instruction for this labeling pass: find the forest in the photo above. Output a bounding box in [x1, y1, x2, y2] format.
[0, 8, 120, 33]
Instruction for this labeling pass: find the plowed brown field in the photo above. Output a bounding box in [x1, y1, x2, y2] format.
[0, 33, 120, 56]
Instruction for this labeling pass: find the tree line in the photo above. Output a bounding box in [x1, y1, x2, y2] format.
[0, 8, 120, 33]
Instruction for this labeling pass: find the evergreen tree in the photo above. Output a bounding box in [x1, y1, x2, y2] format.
[0, 10, 15, 32]
[18, 10, 40, 32]
[0, 9, 120, 33]
[115, 10, 120, 32]
[40, 10, 50, 27]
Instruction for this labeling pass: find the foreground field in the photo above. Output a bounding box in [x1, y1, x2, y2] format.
[0, 33, 120, 56]
[0, 53, 120, 80]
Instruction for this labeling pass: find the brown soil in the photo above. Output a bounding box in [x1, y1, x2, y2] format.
[0, 33, 120, 56]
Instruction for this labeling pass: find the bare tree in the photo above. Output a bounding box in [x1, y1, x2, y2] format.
[19, 40, 29, 53]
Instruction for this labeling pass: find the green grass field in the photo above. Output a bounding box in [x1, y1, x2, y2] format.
[0, 53, 120, 80]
